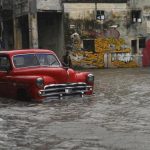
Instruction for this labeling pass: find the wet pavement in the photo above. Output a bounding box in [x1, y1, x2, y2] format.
[0, 67, 150, 150]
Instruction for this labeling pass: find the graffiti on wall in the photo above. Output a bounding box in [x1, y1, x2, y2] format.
[64, 4, 138, 68]
[70, 35, 138, 68]
[111, 53, 138, 68]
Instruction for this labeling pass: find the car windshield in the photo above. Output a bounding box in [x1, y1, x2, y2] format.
[13, 53, 60, 68]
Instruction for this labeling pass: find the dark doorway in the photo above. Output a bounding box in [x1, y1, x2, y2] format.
[3, 20, 14, 50]
[38, 12, 59, 51]
[139, 37, 146, 48]
[18, 15, 29, 49]
[131, 40, 137, 54]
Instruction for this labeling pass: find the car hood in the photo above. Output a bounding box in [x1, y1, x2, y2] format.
[12, 67, 76, 84]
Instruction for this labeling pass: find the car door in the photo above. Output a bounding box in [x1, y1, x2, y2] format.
[37, 53, 69, 83]
[0, 55, 14, 98]
[46, 54, 69, 83]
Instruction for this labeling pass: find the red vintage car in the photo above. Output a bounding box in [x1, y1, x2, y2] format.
[0, 49, 94, 102]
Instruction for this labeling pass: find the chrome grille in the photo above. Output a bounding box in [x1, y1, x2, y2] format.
[39, 82, 92, 98]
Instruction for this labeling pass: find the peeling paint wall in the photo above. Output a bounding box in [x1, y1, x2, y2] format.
[64, 2, 140, 68]
[70, 37, 138, 68]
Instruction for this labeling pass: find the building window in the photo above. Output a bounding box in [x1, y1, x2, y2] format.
[139, 37, 146, 48]
[0, 56, 10, 71]
[131, 40, 137, 54]
[83, 39, 95, 52]
[96, 10, 105, 20]
[131, 10, 142, 23]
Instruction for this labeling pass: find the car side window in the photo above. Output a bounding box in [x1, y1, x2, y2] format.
[13, 56, 25, 67]
[47, 55, 60, 66]
[36, 54, 60, 67]
[13, 54, 40, 68]
[0, 56, 10, 71]
[13, 53, 60, 68]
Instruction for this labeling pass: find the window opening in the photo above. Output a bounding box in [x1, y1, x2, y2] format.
[131, 40, 137, 54]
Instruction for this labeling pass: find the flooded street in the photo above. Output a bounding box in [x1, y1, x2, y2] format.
[1, 68, 150, 150]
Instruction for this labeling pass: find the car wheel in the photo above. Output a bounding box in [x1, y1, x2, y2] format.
[17, 88, 31, 101]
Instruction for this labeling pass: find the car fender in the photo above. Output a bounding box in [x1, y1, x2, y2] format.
[75, 72, 89, 83]
[42, 75, 56, 85]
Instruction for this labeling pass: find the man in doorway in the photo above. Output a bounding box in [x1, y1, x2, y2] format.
[63, 51, 72, 68]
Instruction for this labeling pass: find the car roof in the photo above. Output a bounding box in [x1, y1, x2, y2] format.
[0, 49, 55, 56]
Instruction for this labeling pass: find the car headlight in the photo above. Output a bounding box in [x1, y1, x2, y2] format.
[87, 74, 94, 83]
[36, 77, 44, 88]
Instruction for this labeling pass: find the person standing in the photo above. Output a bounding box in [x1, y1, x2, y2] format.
[63, 51, 72, 68]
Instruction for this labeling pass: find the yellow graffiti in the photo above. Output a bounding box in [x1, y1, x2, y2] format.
[112, 61, 138, 68]
[71, 37, 137, 68]
[95, 38, 130, 52]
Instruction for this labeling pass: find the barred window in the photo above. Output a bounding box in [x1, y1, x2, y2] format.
[131, 10, 142, 23]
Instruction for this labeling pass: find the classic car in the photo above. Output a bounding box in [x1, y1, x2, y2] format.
[0, 49, 94, 102]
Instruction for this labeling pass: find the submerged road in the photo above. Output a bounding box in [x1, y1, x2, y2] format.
[0, 68, 150, 150]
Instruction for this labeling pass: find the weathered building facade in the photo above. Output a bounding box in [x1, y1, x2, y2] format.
[129, 0, 150, 67]
[0, 0, 13, 50]
[62, 0, 150, 68]
[0, 0, 64, 58]
[1, 0, 150, 68]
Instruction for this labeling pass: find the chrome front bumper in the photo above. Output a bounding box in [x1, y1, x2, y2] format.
[38, 82, 92, 99]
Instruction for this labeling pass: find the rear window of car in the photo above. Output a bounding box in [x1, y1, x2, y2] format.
[13, 53, 60, 68]
[0, 56, 11, 71]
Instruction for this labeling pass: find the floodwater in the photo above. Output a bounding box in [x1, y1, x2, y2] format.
[0, 68, 150, 150]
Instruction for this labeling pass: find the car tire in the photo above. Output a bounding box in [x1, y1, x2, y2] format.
[17, 88, 31, 101]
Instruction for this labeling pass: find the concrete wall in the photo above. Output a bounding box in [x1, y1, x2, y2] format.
[37, 0, 62, 11]
[13, 0, 29, 17]
[64, 3, 128, 45]
[1, 0, 13, 10]
[129, 0, 150, 8]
